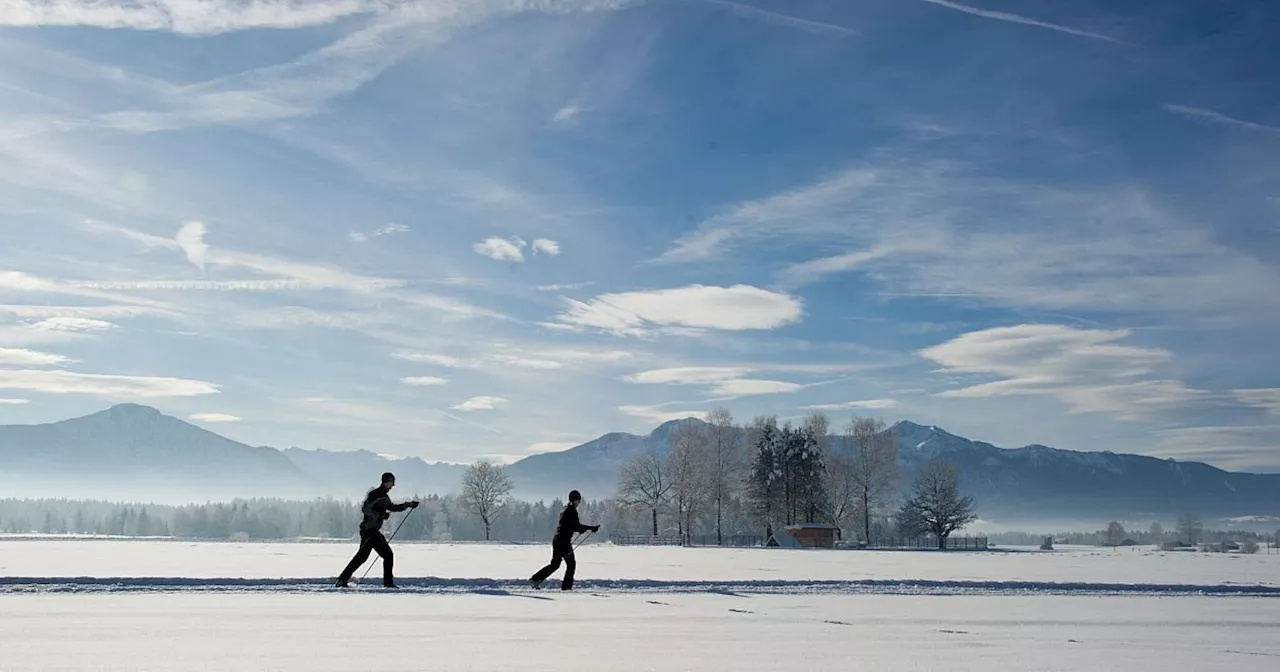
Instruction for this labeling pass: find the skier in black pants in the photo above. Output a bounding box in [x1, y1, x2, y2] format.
[529, 490, 599, 591]
[335, 472, 419, 588]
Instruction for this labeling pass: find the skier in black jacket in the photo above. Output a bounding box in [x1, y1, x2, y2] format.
[335, 472, 419, 588]
[529, 489, 599, 591]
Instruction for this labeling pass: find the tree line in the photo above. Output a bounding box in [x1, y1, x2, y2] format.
[0, 495, 610, 542]
[610, 410, 978, 548]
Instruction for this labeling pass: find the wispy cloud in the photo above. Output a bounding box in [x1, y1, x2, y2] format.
[915, 0, 1119, 43]
[0, 347, 74, 367]
[552, 102, 589, 124]
[618, 404, 706, 424]
[779, 245, 903, 287]
[473, 236, 527, 262]
[0, 369, 219, 398]
[624, 366, 805, 398]
[401, 376, 449, 387]
[351, 222, 411, 242]
[1154, 425, 1280, 471]
[452, 395, 507, 411]
[0, 305, 164, 320]
[395, 346, 633, 372]
[85, 222, 500, 320]
[555, 284, 803, 336]
[920, 324, 1214, 420]
[535, 281, 593, 292]
[393, 352, 478, 369]
[0, 270, 172, 310]
[663, 159, 1280, 320]
[532, 238, 561, 256]
[803, 399, 899, 411]
[489, 354, 563, 370]
[1163, 104, 1280, 138]
[190, 412, 242, 423]
[0, 0, 389, 35]
[30, 317, 116, 333]
[700, 0, 857, 38]
[658, 169, 877, 262]
[1235, 389, 1280, 417]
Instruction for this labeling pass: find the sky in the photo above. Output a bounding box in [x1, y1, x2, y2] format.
[1, 0, 1278, 471]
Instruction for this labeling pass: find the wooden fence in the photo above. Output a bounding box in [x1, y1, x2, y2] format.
[687, 534, 764, 548]
[610, 534, 685, 546]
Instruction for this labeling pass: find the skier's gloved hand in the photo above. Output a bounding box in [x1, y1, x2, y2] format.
[590, 525, 600, 533]
[407, 500, 420, 508]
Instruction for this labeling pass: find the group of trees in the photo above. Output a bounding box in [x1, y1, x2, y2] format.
[615, 410, 978, 547]
[0, 495, 601, 542]
[1097, 514, 1276, 553]
[0, 410, 982, 547]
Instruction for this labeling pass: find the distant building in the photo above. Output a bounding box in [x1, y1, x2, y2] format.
[765, 529, 799, 548]
[783, 523, 839, 549]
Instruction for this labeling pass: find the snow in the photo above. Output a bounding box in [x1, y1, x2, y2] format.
[3, 593, 1278, 671]
[2, 540, 1278, 670]
[2, 540, 1277, 588]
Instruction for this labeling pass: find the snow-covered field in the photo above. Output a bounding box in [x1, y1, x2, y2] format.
[2, 539, 1278, 670]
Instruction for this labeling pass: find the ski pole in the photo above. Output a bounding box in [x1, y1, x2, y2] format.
[573, 530, 595, 549]
[359, 504, 417, 583]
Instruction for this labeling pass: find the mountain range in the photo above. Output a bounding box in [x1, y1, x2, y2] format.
[2, 404, 1278, 527]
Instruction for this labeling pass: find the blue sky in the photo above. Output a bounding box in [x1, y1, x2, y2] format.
[1, 0, 1278, 470]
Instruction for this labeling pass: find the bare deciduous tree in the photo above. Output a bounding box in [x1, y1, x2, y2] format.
[668, 422, 710, 540]
[705, 408, 744, 545]
[1177, 513, 1203, 544]
[460, 460, 513, 541]
[1104, 521, 1126, 548]
[802, 411, 830, 456]
[838, 416, 900, 545]
[618, 449, 672, 536]
[822, 442, 860, 540]
[1148, 521, 1164, 546]
[896, 458, 978, 550]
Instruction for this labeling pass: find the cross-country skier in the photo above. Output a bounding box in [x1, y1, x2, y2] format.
[529, 489, 599, 591]
[334, 472, 419, 588]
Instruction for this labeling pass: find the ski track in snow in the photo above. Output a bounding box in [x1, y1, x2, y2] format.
[3, 576, 1278, 597]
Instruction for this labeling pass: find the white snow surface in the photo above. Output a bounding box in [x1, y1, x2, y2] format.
[3, 540, 1279, 670]
[1, 539, 1277, 588]
[5, 592, 1280, 671]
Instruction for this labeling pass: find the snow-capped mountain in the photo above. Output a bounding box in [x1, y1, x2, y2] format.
[281, 446, 468, 499]
[890, 421, 1280, 522]
[0, 403, 317, 503]
[3, 406, 1277, 524]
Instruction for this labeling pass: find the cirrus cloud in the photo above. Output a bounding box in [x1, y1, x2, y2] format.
[555, 284, 803, 337]
[0, 0, 389, 35]
[190, 412, 242, 423]
[919, 324, 1213, 420]
[451, 395, 506, 411]
[623, 366, 805, 398]
[0, 369, 219, 398]
[803, 399, 900, 411]
[0, 347, 73, 367]
[401, 376, 449, 386]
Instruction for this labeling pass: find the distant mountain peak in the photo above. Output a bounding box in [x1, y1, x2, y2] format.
[98, 403, 164, 418]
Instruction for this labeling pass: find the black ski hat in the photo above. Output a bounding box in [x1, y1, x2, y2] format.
[382, 472, 396, 485]
[569, 489, 582, 502]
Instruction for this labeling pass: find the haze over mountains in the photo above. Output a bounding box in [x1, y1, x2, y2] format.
[2, 404, 1278, 528]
